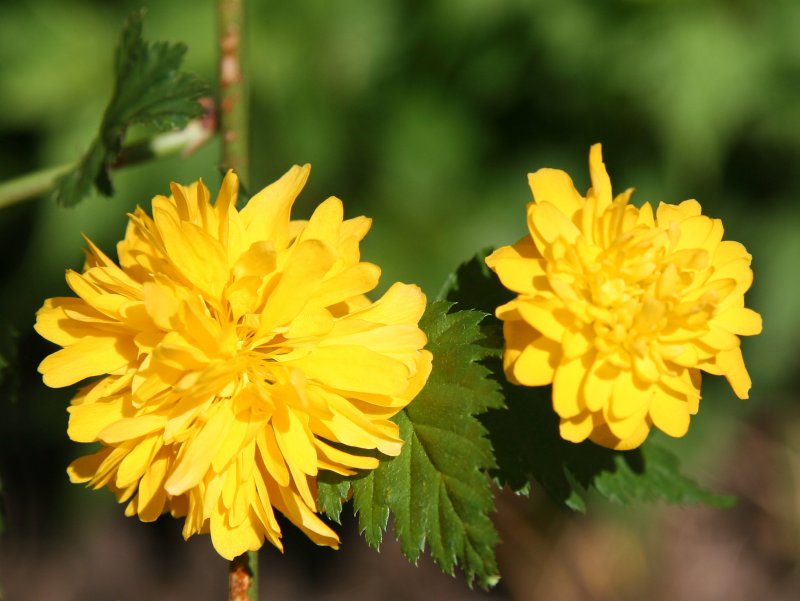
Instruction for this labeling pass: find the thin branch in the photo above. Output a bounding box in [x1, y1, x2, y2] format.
[218, 2, 257, 597]
[218, 0, 249, 187]
[0, 109, 215, 211]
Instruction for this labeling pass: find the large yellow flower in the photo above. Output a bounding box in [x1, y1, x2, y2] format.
[486, 145, 761, 450]
[35, 167, 432, 559]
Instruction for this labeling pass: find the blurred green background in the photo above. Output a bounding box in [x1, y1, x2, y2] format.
[1, 0, 799, 599]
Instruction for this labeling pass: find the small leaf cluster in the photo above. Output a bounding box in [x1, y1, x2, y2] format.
[53, 10, 208, 207]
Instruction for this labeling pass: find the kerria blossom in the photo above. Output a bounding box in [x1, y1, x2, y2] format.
[486, 144, 761, 450]
[35, 166, 432, 559]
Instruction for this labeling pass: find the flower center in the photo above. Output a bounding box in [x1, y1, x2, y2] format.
[549, 214, 716, 367]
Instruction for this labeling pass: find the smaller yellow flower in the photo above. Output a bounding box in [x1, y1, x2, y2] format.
[486, 145, 762, 450]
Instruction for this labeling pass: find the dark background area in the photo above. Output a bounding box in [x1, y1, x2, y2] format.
[1, 0, 799, 599]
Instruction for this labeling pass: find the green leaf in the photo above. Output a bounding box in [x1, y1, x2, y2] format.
[594, 443, 736, 507]
[316, 473, 353, 524]
[438, 247, 513, 315]
[318, 301, 503, 588]
[482, 380, 733, 509]
[53, 10, 208, 206]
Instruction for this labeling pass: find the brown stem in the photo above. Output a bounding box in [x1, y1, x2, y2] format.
[228, 552, 258, 601]
[219, 2, 256, 595]
[218, 0, 249, 188]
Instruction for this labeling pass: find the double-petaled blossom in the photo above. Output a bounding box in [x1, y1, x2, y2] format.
[486, 145, 761, 450]
[36, 167, 432, 558]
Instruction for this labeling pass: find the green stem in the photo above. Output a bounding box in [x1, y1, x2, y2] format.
[218, 2, 256, 597]
[218, 0, 249, 188]
[0, 117, 213, 211]
[0, 163, 74, 210]
[229, 552, 258, 601]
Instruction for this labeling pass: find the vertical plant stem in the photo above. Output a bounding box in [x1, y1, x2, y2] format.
[218, 1, 256, 596]
[229, 552, 258, 601]
[218, 0, 250, 188]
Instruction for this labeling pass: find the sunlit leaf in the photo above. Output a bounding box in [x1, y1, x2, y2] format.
[318, 301, 503, 588]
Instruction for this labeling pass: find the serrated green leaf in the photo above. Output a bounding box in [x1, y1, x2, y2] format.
[351, 469, 390, 548]
[594, 443, 735, 507]
[316, 474, 352, 524]
[482, 347, 733, 510]
[330, 301, 503, 588]
[53, 10, 208, 206]
[438, 247, 513, 315]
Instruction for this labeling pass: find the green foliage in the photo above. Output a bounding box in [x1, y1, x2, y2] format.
[318, 301, 503, 588]
[53, 10, 207, 207]
[315, 476, 351, 523]
[482, 381, 734, 511]
[443, 251, 734, 511]
[594, 443, 735, 508]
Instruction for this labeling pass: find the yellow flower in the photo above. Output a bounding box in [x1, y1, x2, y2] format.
[35, 167, 432, 559]
[486, 145, 761, 450]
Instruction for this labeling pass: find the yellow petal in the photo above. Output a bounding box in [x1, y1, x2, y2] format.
[239, 164, 310, 251]
[516, 299, 571, 342]
[39, 336, 137, 388]
[609, 369, 650, 419]
[559, 412, 594, 443]
[137, 449, 170, 522]
[528, 168, 583, 218]
[165, 402, 235, 495]
[529, 202, 581, 246]
[485, 237, 547, 295]
[673, 215, 720, 253]
[255, 239, 337, 336]
[649, 386, 691, 438]
[67, 449, 110, 483]
[117, 435, 162, 488]
[552, 356, 588, 418]
[588, 144, 612, 208]
[256, 427, 290, 487]
[605, 402, 650, 441]
[716, 346, 752, 399]
[214, 170, 239, 242]
[285, 345, 409, 396]
[298, 196, 344, 245]
[99, 415, 167, 444]
[310, 262, 381, 309]
[713, 240, 750, 266]
[269, 479, 340, 549]
[67, 396, 128, 443]
[504, 325, 559, 387]
[314, 438, 380, 471]
[272, 406, 318, 476]
[712, 306, 762, 336]
[581, 358, 616, 412]
[210, 504, 264, 560]
[35, 297, 102, 346]
[589, 418, 651, 450]
[349, 282, 426, 326]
